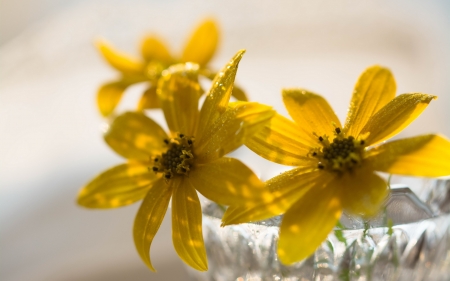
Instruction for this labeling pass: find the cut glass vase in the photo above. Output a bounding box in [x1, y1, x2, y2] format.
[187, 178, 450, 281]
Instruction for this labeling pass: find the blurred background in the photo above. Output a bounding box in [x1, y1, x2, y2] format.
[1, 0, 450, 280]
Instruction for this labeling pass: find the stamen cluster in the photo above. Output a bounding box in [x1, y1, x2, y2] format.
[311, 127, 365, 173]
[151, 134, 194, 180]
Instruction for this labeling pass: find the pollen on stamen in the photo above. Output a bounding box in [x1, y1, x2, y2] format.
[151, 134, 195, 180]
[312, 131, 365, 173]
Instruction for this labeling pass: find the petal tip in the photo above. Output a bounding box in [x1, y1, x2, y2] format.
[94, 38, 108, 48]
[233, 49, 246, 62]
[200, 17, 219, 28]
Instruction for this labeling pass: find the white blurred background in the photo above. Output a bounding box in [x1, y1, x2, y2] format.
[1, 1, 450, 280]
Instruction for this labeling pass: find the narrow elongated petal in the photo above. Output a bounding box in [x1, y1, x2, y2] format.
[96, 40, 144, 75]
[367, 134, 450, 177]
[222, 168, 335, 225]
[105, 112, 168, 161]
[278, 184, 342, 265]
[231, 85, 248, 101]
[78, 162, 158, 208]
[282, 89, 341, 140]
[188, 157, 267, 206]
[245, 113, 317, 166]
[137, 86, 159, 110]
[133, 178, 173, 271]
[141, 36, 173, 64]
[182, 19, 219, 67]
[344, 66, 396, 136]
[199, 68, 247, 102]
[197, 50, 245, 138]
[172, 178, 208, 271]
[335, 167, 387, 217]
[158, 64, 201, 136]
[97, 81, 129, 117]
[195, 101, 275, 164]
[360, 93, 436, 145]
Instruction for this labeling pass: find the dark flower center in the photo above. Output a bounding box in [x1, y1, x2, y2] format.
[151, 134, 194, 180]
[311, 127, 365, 173]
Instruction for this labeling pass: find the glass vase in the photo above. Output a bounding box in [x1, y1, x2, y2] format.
[187, 177, 450, 281]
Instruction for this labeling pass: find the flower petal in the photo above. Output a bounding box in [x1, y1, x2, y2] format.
[181, 19, 219, 67]
[172, 178, 208, 271]
[158, 63, 201, 136]
[201, 69, 248, 101]
[97, 81, 130, 117]
[344, 66, 396, 137]
[335, 167, 388, 217]
[197, 50, 245, 138]
[245, 113, 317, 166]
[278, 184, 342, 265]
[188, 157, 267, 206]
[195, 101, 275, 164]
[133, 178, 172, 271]
[282, 89, 341, 141]
[231, 85, 248, 101]
[104, 112, 168, 161]
[360, 93, 436, 145]
[367, 134, 450, 177]
[78, 162, 159, 208]
[141, 36, 173, 64]
[222, 167, 335, 226]
[137, 86, 159, 110]
[96, 39, 144, 75]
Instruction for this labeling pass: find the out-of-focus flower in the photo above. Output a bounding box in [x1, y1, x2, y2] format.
[96, 19, 247, 117]
[222, 65, 450, 265]
[78, 51, 275, 271]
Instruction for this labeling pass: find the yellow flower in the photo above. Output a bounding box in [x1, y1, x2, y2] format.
[78, 51, 275, 271]
[96, 18, 248, 117]
[222, 65, 450, 265]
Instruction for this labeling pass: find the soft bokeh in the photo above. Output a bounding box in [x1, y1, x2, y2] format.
[1, 1, 449, 280]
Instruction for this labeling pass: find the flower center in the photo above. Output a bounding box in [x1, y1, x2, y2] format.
[310, 127, 365, 173]
[145, 61, 166, 81]
[151, 134, 194, 180]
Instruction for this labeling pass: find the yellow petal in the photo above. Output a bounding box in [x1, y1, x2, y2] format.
[231, 85, 248, 101]
[172, 178, 208, 271]
[344, 66, 396, 137]
[197, 50, 245, 138]
[137, 86, 159, 110]
[97, 81, 129, 117]
[360, 93, 436, 145]
[182, 19, 219, 67]
[96, 39, 144, 75]
[158, 63, 201, 136]
[141, 36, 173, 64]
[278, 184, 342, 265]
[104, 112, 168, 161]
[78, 162, 158, 208]
[133, 178, 172, 271]
[335, 167, 388, 217]
[367, 134, 450, 177]
[195, 101, 275, 164]
[188, 157, 266, 206]
[282, 89, 341, 142]
[245, 113, 317, 166]
[222, 167, 335, 226]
